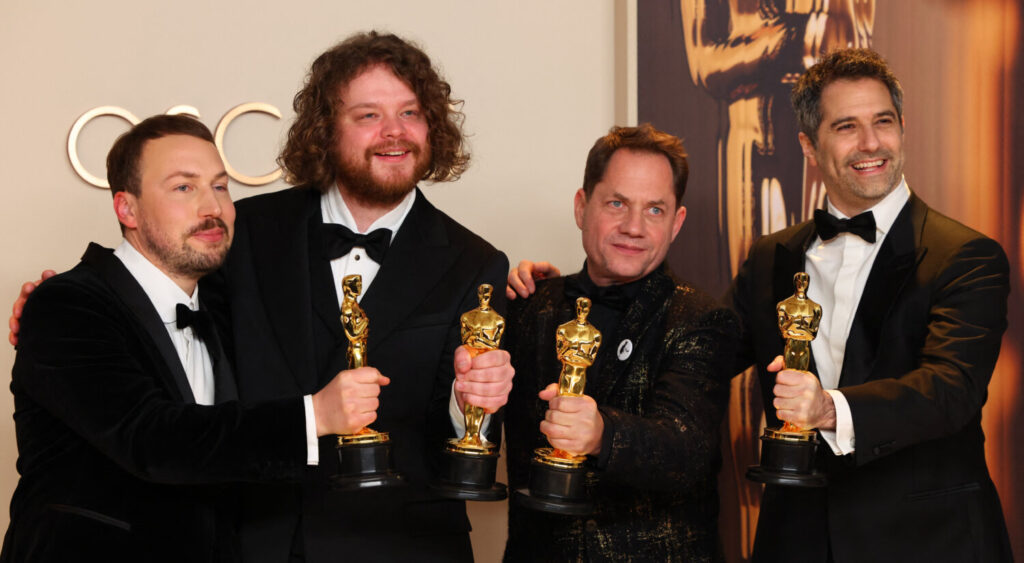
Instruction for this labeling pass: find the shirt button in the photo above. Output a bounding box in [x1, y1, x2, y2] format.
[354, 254, 361, 261]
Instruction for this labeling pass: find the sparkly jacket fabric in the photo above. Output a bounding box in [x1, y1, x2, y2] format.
[503, 266, 738, 562]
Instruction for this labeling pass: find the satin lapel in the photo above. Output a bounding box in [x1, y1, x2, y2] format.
[839, 196, 926, 386]
[199, 300, 238, 403]
[360, 190, 459, 350]
[246, 189, 320, 392]
[588, 268, 675, 405]
[81, 243, 195, 404]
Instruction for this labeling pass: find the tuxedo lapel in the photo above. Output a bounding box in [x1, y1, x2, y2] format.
[199, 302, 238, 403]
[360, 190, 460, 350]
[81, 243, 195, 404]
[588, 269, 674, 405]
[246, 188, 320, 393]
[839, 196, 927, 386]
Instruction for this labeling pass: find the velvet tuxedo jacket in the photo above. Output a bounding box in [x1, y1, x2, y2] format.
[1, 244, 307, 563]
[218, 186, 508, 563]
[503, 266, 738, 562]
[727, 194, 1013, 562]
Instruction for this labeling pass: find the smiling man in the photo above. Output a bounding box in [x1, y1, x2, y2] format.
[727, 48, 1013, 562]
[502, 124, 739, 562]
[1, 115, 376, 563]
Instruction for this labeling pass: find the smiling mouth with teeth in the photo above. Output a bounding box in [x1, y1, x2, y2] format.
[852, 159, 885, 170]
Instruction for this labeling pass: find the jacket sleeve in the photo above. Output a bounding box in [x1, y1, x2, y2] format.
[841, 236, 1010, 465]
[596, 306, 739, 492]
[13, 278, 308, 485]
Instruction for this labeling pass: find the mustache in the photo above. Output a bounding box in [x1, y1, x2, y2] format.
[365, 141, 420, 156]
[187, 218, 229, 236]
[846, 151, 893, 166]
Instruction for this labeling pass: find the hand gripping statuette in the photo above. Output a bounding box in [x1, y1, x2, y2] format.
[434, 284, 509, 501]
[747, 272, 827, 487]
[517, 296, 601, 514]
[332, 274, 403, 489]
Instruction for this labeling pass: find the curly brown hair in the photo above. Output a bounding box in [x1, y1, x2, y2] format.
[279, 31, 469, 192]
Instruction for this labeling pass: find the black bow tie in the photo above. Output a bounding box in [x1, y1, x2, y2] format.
[564, 276, 629, 311]
[321, 224, 391, 264]
[813, 209, 877, 243]
[176, 304, 214, 342]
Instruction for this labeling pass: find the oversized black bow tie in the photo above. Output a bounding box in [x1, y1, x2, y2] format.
[813, 209, 877, 243]
[176, 303, 214, 342]
[321, 224, 391, 264]
[564, 276, 629, 311]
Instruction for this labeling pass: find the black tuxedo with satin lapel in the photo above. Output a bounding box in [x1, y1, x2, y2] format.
[503, 266, 738, 562]
[222, 186, 508, 563]
[727, 194, 1013, 562]
[1, 244, 307, 563]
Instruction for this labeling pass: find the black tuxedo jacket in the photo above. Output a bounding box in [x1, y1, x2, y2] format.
[1, 244, 306, 563]
[218, 186, 508, 563]
[727, 194, 1013, 562]
[503, 266, 738, 562]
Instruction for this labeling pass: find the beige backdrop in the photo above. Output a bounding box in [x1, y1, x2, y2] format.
[0, 2, 636, 561]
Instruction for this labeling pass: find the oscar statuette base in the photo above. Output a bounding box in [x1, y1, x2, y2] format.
[746, 427, 827, 487]
[330, 431, 405, 490]
[432, 439, 507, 501]
[514, 448, 593, 515]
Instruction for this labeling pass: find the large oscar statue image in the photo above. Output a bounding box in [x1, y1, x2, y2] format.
[434, 284, 508, 500]
[516, 297, 601, 514]
[332, 274, 403, 489]
[747, 272, 825, 486]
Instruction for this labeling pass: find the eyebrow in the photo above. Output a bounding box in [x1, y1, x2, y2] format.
[829, 109, 898, 129]
[612, 191, 668, 207]
[163, 170, 229, 183]
[345, 98, 421, 111]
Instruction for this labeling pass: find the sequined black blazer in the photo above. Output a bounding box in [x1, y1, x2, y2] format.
[503, 265, 738, 562]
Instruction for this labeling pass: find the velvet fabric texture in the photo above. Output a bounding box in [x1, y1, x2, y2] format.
[1, 244, 307, 563]
[503, 265, 738, 562]
[215, 186, 508, 563]
[728, 193, 1013, 562]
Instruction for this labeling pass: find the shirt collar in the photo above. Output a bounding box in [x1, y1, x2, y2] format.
[321, 185, 417, 234]
[113, 239, 198, 325]
[826, 177, 910, 238]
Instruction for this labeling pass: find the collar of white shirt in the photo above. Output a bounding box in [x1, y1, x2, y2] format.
[112, 239, 200, 325]
[824, 177, 911, 241]
[321, 184, 417, 235]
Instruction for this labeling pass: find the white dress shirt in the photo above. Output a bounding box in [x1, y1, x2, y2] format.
[114, 240, 215, 405]
[805, 179, 911, 455]
[320, 187, 485, 444]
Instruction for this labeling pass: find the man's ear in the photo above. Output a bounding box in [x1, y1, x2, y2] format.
[798, 132, 818, 167]
[573, 188, 587, 229]
[113, 192, 139, 230]
[669, 205, 687, 242]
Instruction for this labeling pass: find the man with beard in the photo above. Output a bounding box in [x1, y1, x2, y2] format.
[1, 115, 371, 563]
[726, 47, 1012, 562]
[219, 32, 512, 562]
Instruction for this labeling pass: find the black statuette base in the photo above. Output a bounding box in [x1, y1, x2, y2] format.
[331, 441, 404, 490]
[746, 431, 826, 487]
[432, 449, 507, 501]
[515, 458, 593, 515]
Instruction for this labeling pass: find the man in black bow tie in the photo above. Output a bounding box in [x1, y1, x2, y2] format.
[502, 124, 739, 561]
[1, 115, 380, 563]
[727, 48, 1012, 562]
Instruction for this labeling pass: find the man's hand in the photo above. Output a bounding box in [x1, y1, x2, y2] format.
[537, 383, 603, 456]
[454, 346, 514, 414]
[768, 355, 836, 430]
[9, 270, 57, 346]
[312, 367, 390, 436]
[505, 260, 561, 300]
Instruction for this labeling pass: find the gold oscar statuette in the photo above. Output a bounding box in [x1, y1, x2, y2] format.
[433, 284, 509, 501]
[331, 274, 403, 489]
[516, 296, 601, 514]
[746, 272, 827, 487]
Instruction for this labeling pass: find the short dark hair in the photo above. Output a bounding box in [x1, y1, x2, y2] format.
[581, 124, 689, 207]
[792, 48, 904, 146]
[279, 31, 469, 192]
[106, 114, 215, 197]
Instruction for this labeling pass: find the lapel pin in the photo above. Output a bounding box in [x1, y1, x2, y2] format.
[616, 339, 633, 361]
